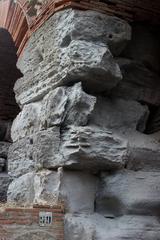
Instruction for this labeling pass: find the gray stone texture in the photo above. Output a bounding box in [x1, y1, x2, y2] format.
[6, 9, 160, 240]
[0, 141, 11, 202]
[8, 135, 35, 178]
[15, 9, 131, 106]
[11, 83, 96, 142]
[126, 131, 160, 171]
[0, 174, 11, 202]
[8, 169, 97, 214]
[7, 172, 35, 205]
[59, 126, 128, 170]
[65, 214, 160, 240]
[9, 126, 128, 175]
[96, 170, 160, 217]
[90, 96, 149, 132]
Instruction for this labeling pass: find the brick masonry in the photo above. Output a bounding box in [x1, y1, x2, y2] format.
[0, 205, 64, 240]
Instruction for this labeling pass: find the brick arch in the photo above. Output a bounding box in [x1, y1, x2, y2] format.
[0, 0, 29, 57]
[14, 230, 56, 240]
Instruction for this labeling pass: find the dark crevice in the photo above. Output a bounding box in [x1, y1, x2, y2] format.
[143, 105, 160, 134]
[0, 28, 23, 143]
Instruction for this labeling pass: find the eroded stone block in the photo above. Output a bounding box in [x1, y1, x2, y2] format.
[15, 9, 131, 105]
[96, 170, 160, 216]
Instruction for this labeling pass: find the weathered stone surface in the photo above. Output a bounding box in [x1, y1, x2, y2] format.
[56, 40, 121, 92]
[34, 169, 97, 213]
[65, 214, 160, 240]
[9, 125, 128, 175]
[0, 174, 11, 202]
[53, 126, 127, 170]
[8, 136, 35, 178]
[126, 131, 160, 171]
[90, 97, 149, 132]
[33, 127, 60, 170]
[9, 127, 61, 178]
[58, 10, 131, 56]
[96, 170, 160, 217]
[8, 169, 97, 213]
[40, 82, 96, 128]
[59, 170, 97, 213]
[40, 86, 67, 129]
[111, 59, 160, 105]
[8, 8, 160, 240]
[7, 172, 35, 205]
[65, 214, 95, 240]
[27, 127, 128, 171]
[33, 169, 60, 206]
[0, 141, 10, 158]
[15, 9, 131, 105]
[63, 82, 96, 127]
[11, 83, 96, 141]
[11, 102, 42, 142]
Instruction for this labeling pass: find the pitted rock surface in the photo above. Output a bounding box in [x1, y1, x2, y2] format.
[6, 8, 160, 240]
[15, 9, 131, 106]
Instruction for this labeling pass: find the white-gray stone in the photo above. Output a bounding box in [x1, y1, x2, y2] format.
[126, 131, 160, 171]
[59, 170, 97, 213]
[11, 102, 42, 142]
[8, 169, 97, 213]
[7, 172, 35, 205]
[96, 170, 160, 217]
[63, 82, 96, 127]
[90, 97, 149, 132]
[58, 10, 131, 56]
[8, 136, 35, 178]
[65, 213, 160, 240]
[34, 170, 97, 213]
[11, 83, 96, 142]
[40, 86, 67, 129]
[15, 9, 131, 105]
[33, 127, 60, 170]
[57, 126, 128, 170]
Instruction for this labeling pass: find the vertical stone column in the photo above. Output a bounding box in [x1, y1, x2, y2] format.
[7, 9, 160, 239]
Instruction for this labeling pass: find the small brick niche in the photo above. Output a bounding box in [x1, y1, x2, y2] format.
[0, 205, 64, 240]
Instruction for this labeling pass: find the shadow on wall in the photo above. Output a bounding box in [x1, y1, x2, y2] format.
[0, 28, 23, 141]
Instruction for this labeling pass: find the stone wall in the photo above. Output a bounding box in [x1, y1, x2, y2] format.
[7, 9, 160, 240]
[0, 205, 64, 240]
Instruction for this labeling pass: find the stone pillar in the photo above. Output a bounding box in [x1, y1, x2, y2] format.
[7, 9, 160, 239]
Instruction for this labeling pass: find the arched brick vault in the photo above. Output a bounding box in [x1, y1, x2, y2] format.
[0, 0, 160, 57]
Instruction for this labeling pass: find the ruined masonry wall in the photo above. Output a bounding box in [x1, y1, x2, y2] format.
[6, 8, 160, 240]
